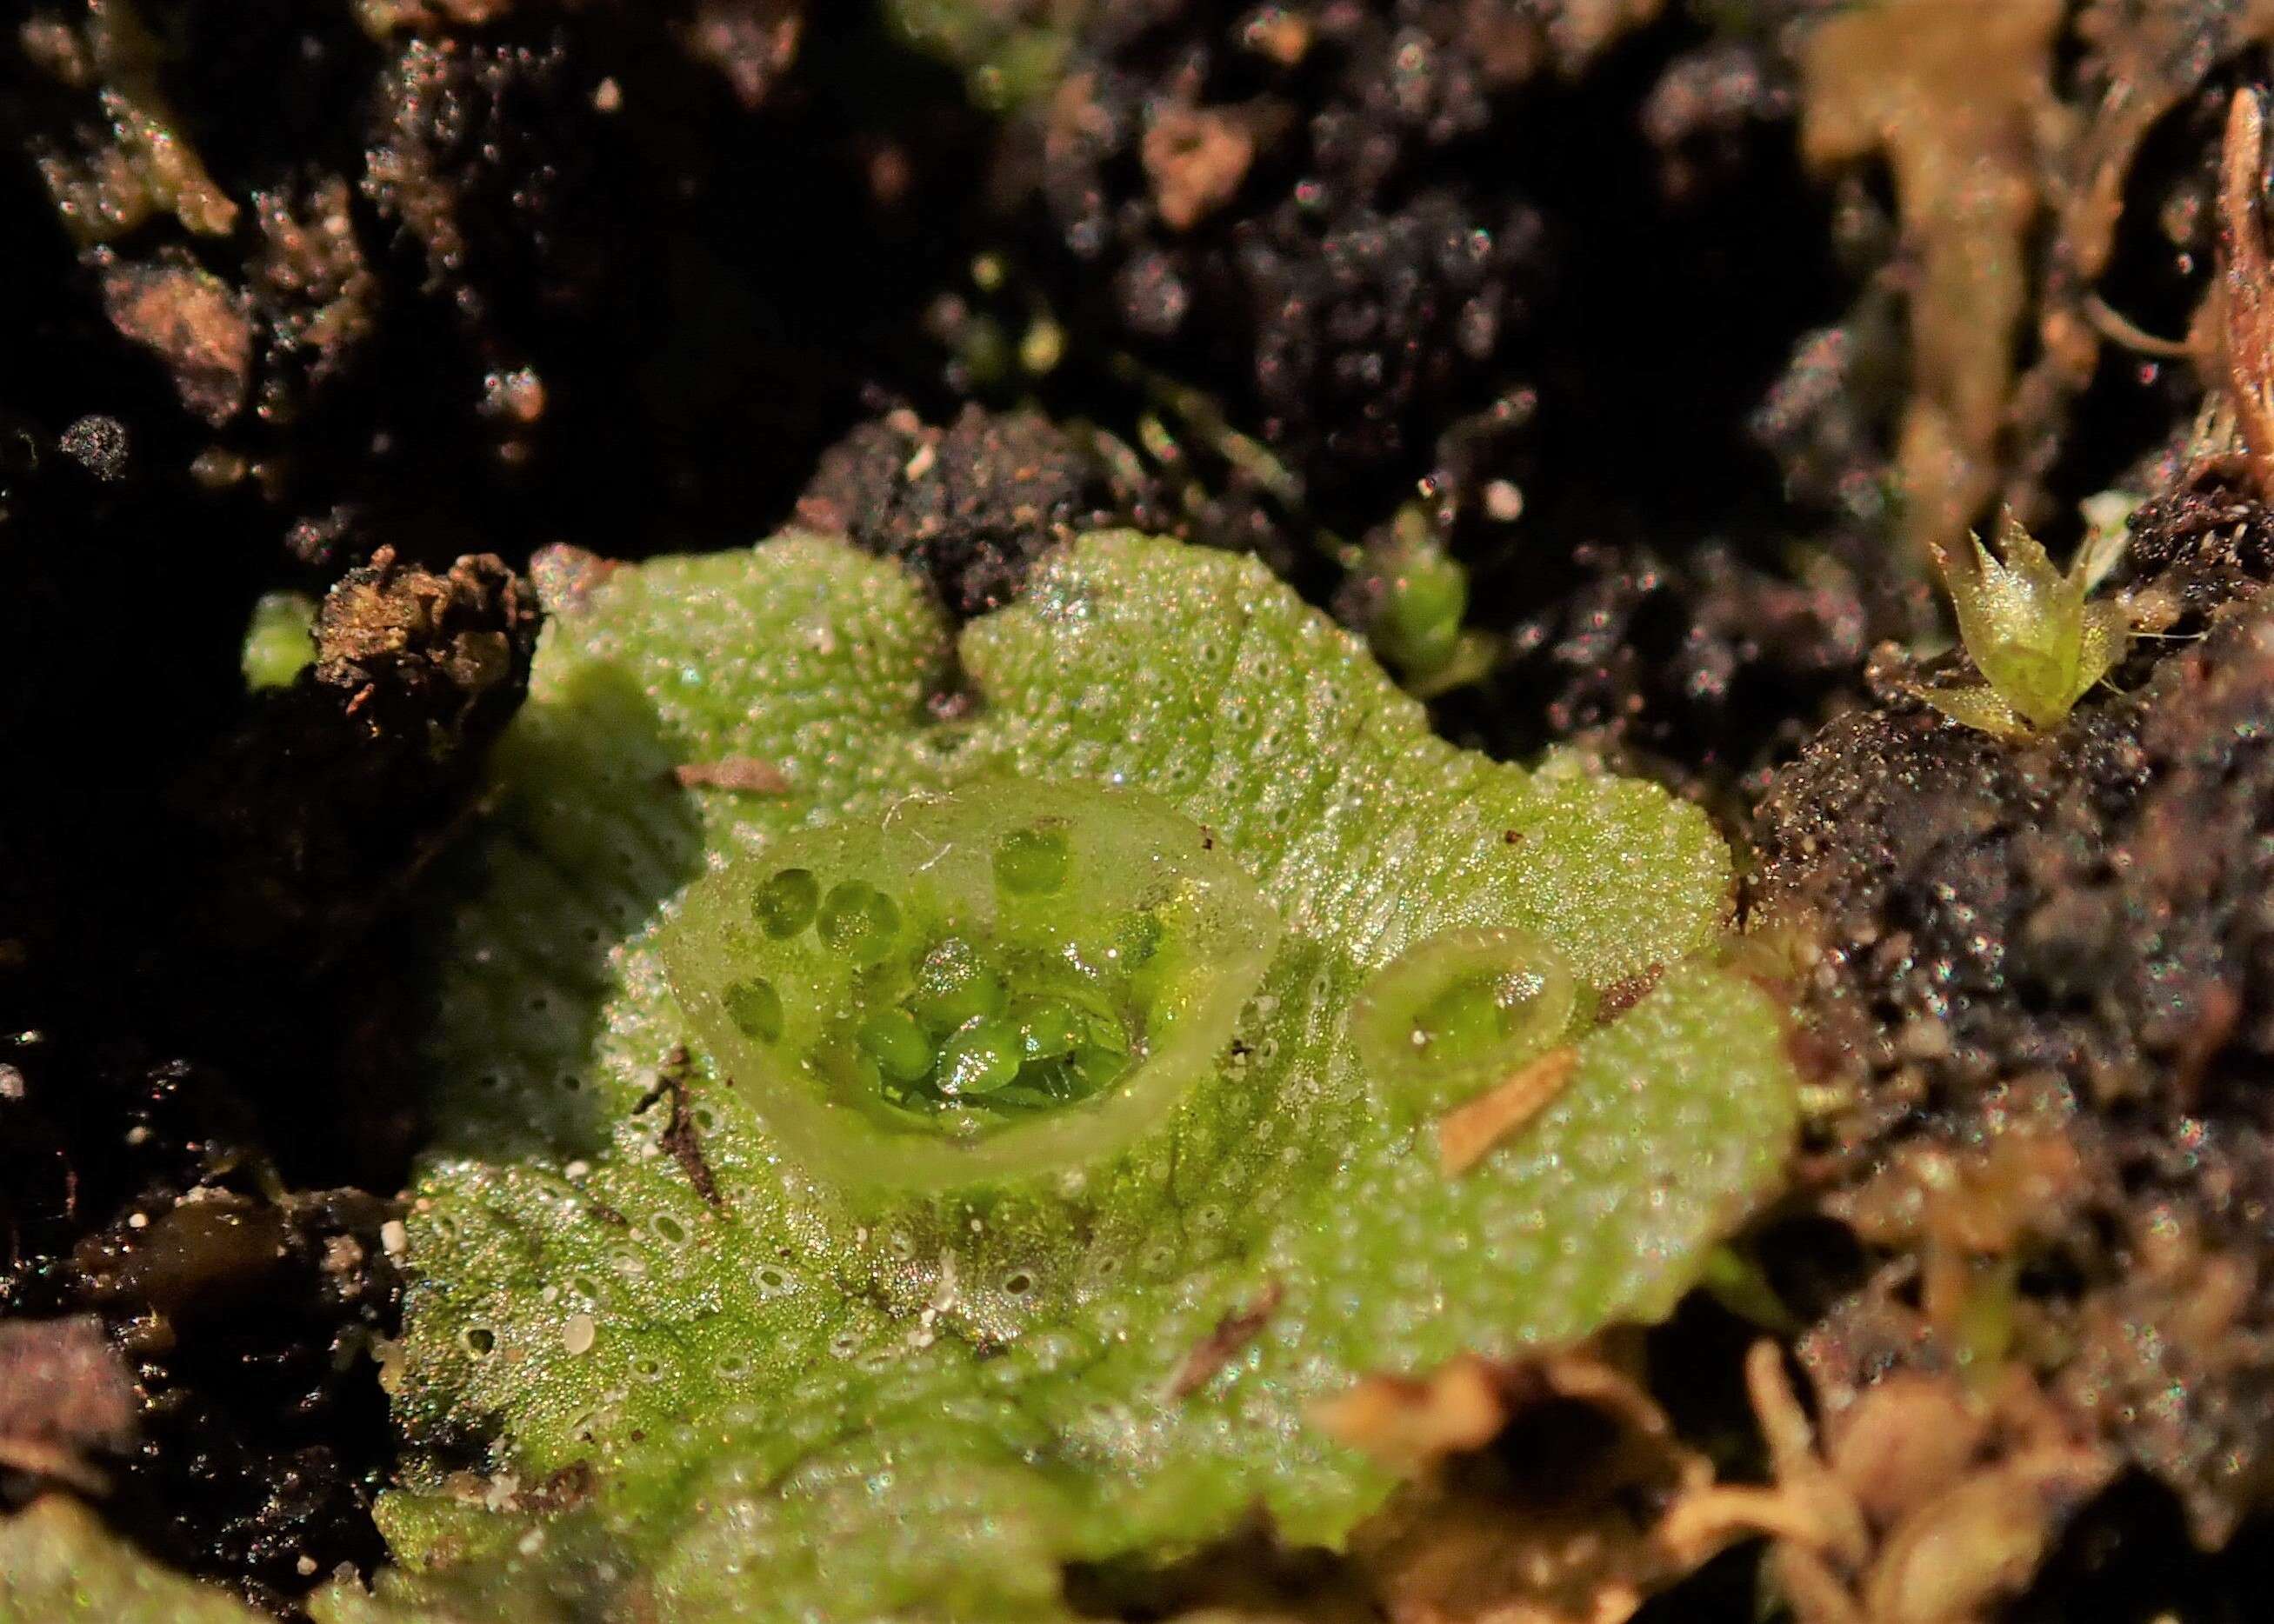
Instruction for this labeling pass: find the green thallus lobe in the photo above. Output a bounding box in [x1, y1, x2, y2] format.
[375, 530, 1797, 1623]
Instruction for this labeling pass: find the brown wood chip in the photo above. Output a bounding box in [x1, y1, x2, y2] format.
[1436, 1046, 1579, 1176]
[671, 757, 790, 794]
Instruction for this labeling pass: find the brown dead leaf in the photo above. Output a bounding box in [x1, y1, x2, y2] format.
[1437, 1048, 1577, 1176]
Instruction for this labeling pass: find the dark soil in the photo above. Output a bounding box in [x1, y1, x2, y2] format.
[7, 1, 2274, 1619]
[1751, 476, 2274, 1554]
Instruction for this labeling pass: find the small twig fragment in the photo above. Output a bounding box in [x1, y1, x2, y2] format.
[642, 1047, 725, 1211]
[1168, 1280, 1284, 1398]
[1436, 1046, 1578, 1175]
[671, 757, 791, 795]
[2220, 87, 2274, 496]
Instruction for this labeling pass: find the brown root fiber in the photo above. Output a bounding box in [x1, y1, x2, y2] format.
[1799, 0, 2064, 567]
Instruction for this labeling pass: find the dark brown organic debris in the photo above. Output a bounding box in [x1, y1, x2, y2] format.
[175, 548, 541, 962]
[797, 405, 1137, 616]
[1322, 1345, 1725, 1624]
[639, 1050, 724, 1212]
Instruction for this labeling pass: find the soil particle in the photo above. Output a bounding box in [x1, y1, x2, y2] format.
[363, 31, 613, 318]
[1472, 536, 1871, 795]
[0, 1315, 137, 1494]
[681, 0, 806, 110]
[1008, 0, 1564, 496]
[1140, 103, 1260, 231]
[97, 256, 254, 427]
[2112, 468, 2274, 629]
[54, 414, 130, 482]
[82, 1186, 404, 1609]
[797, 404, 1137, 614]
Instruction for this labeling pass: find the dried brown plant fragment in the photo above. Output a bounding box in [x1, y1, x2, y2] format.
[1799, 0, 2063, 565]
[1320, 1346, 1724, 1624]
[1436, 1047, 1578, 1176]
[1664, 1344, 2115, 1624]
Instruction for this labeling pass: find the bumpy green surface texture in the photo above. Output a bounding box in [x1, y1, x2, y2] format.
[383, 531, 1795, 1621]
[0, 1500, 267, 1623]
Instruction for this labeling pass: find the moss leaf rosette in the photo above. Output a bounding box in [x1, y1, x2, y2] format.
[379, 530, 1797, 1620]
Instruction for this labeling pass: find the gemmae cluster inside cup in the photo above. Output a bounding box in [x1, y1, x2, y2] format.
[659, 778, 1283, 1191]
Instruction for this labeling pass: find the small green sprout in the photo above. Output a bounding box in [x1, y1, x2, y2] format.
[1366, 504, 1496, 698]
[1912, 510, 2131, 741]
[240, 590, 317, 689]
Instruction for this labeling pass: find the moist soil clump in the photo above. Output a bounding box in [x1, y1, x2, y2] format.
[1752, 479, 2274, 1549]
[797, 403, 1142, 615]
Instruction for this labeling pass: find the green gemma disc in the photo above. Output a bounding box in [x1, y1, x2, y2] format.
[658, 779, 1282, 1190]
[1349, 925, 1577, 1115]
